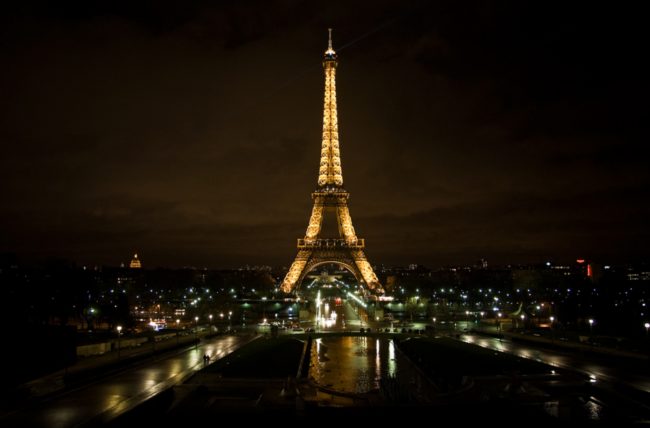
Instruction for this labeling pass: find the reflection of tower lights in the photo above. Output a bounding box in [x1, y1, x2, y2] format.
[316, 290, 322, 326]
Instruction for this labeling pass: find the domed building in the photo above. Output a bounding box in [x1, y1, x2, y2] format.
[129, 253, 142, 269]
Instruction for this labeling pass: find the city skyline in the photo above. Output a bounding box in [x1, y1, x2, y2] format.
[1, 1, 648, 268]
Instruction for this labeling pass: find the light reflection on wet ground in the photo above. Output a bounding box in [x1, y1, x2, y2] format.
[0, 336, 247, 428]
[310, 336, 400, 394]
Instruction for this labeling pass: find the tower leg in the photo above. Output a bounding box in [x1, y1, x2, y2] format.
[351, 250, 383, 293]
[281, 250, 312, 293]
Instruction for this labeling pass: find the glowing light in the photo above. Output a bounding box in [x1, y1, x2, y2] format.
[347, 291, 367, 308]
[318, 39, 343, 187]
[129, 253, 142, 269]
[576, 259, 585, 264]
[279, 30, 382, 295]
[337, 205, 357, 243]
[305, 203, 324, 240]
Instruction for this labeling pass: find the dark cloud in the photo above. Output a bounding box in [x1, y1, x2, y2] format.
[1, 1, 648, 267]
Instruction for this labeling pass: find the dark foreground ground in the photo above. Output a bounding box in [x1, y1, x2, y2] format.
[101, 333, 649, 426]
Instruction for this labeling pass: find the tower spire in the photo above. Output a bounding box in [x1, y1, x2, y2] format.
[319, 28, 342, 187]
[327, 28, 333, 51]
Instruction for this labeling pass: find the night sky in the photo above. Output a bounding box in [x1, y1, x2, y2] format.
[1, 1, 648, 268]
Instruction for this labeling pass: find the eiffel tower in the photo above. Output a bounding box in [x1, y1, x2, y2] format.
[280, 30, 383, 295]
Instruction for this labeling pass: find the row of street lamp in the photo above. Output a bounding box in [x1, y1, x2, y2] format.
[113, 314, 650, 359]
[113, 311, 237, 359]
[430, 313, 650, 337]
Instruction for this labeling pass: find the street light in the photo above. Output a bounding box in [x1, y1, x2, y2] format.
[149, 321, 157, 353]
[116, 325, 122, 359]
[228, 311, 232, 331]
[644, 322, 649, 336]
[194, 316, 199, 349]
[549, 316, 555, 342]
[176, 319, 180, 344]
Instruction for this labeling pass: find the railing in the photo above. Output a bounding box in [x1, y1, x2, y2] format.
[297, 238, 364, 249]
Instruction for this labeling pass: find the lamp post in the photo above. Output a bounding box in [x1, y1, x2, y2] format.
[194, 316, 199, 349]
[228, 311, 232, 331]
[209, 314, 213, 334]
[588, 318, 594, 334]
[549, 316, 555, 342]
[176, 319, 180, 344]
[520, 314, 525, 331]
[149, 321, 157, 353]
[644, 322, 649, 337]
[116, 325, 122, 359]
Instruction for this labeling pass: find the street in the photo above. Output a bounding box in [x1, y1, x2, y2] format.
[459, 333, 650, 394]
[0, 335, 250, 428]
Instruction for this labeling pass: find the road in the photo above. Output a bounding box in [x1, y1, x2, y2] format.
[459, 333, 650, 394]
[0, 335, 250, 428]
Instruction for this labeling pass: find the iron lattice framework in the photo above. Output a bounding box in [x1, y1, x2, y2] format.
[281, 30, 383, 294]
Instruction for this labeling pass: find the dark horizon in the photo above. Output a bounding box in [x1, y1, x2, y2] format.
[2, 1, 649, 269]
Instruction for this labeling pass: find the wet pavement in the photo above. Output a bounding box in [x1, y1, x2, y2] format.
[310, 336, 401, 393]
[459, 333, 650, 394]
[0, 335, 250, 428]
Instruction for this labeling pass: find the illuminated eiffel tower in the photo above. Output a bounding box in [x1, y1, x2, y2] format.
[280, 30, 383, 294]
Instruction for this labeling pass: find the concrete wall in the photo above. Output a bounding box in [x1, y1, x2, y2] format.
[77, 342, 112, 357]
[76, 336, 149, 357]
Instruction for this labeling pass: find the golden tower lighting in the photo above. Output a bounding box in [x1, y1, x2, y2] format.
[281, 29, 383, 295]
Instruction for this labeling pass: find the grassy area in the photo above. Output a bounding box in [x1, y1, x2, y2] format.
[398, 337, 550, 377]
[205, 337, 305, 378]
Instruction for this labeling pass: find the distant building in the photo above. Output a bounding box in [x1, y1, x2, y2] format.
[129, 253, 142, 269]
